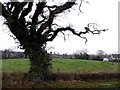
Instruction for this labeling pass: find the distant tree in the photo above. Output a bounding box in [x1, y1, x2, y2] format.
[1, 51, 5, 59]
[97, 50, 105, 56]
[16, 52, 25, 58]
[2, 49, 11, 59]
[74, 49, 89, 60]
[81, 49, 88, 54]
[1, 49, 25, 59]
[1, 0, 107, 80]
[96, 50, 105, 60]
[0, 51, 1, 59]
[90, 50, 105, 61]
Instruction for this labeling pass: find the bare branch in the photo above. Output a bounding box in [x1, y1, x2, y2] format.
[12, 2, 25, 19]
[32, 2, 46, 24]
[29, 2, 46, 36]
[86, 23, 108, 34]
[45, 5, 58, 9]
[1, 3, 9, 20]
[20, 2, 33, 22]
[47, 27, 81, 41]
[36, 11, 54, 35]
[47, 23, 108, 43]
[79, 0, 89, 13]
[79, 0, 83, 13]
[52, 1, 76, 14]
[36, 1, 77, 37]
[52, 24, 63, 28]
[79, 35, 88, 44]
[61, 31, 66, 41]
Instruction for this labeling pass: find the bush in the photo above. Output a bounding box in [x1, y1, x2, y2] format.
[91, 55, 103, 61]
[3, 72, 120, 83]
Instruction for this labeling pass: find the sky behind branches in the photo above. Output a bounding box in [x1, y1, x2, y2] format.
[0, 0, 119, 54]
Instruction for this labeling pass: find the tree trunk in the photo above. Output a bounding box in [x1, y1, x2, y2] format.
[26, 47, 52, 82]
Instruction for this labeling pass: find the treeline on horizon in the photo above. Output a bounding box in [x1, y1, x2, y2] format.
[0, 49, 113, 61]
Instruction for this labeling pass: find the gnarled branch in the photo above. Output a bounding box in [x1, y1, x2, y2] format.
[47, 23, 108, 43]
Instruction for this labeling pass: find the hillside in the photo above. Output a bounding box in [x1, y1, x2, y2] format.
[2, 58, 119, 72]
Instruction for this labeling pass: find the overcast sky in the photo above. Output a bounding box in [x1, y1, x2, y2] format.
[0, 0, 119, 54]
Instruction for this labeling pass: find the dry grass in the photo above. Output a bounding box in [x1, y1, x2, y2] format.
[2, 72, 120, 88]
[50, 72, 120, 81]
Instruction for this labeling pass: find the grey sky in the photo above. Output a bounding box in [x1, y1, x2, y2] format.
[0, 0, 119, 54]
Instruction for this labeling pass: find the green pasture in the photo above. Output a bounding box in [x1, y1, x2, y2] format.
[1, 58, 119, 72]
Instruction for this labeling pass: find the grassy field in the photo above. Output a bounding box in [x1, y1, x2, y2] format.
[2, 58, 119, 73]
[2, 58, 120, 88]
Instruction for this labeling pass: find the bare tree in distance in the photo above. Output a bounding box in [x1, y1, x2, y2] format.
[97, 50, 105, 56]
[0, 0, 108, 80]
[74, 48, 88, 54]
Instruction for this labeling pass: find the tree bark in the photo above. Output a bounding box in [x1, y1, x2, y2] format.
[26, 46, 52, 81]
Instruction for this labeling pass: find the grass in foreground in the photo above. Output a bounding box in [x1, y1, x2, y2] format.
[3, 79, 120, 88]
[2, 58, 120, 72]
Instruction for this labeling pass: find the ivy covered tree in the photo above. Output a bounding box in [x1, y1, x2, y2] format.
[0, 0, 107, 80]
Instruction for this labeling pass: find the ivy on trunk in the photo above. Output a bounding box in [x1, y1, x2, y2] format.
[28, 47, 52, 81]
